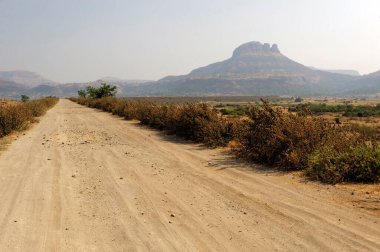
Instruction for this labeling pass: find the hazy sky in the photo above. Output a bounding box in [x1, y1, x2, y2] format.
[0, 0, 379, 83]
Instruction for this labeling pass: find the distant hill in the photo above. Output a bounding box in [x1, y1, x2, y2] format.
[98, 77, 151, 85]
[0, 70, 55, 87]
[340, 71, 380, 95]
[323, 69, 360, 76]
[368, 70, 380, 77]
[0, 78, 27, 99]
[124, 41, 356, 96]
[308, 67, 360, 76]
[0, 70, 56, 99]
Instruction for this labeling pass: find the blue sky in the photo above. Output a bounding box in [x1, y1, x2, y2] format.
[0, 0, 379, 82]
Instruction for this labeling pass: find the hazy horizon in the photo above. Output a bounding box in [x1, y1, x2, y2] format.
[0, 0, 379, 83]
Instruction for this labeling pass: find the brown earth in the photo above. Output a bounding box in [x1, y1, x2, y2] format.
[0, 99, 379, 251]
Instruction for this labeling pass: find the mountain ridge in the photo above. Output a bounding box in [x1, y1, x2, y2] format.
[130, 41, 364, 96]
[1, 41, 380, 98]
[0, 70, 55, 87]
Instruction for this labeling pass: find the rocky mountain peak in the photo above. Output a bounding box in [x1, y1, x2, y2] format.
[232, 41, 280, 58]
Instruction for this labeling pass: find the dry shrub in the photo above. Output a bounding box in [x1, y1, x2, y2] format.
[234, 100, 337, 170]
[73, 98, 233, 147]
[167, 103, 230, 146]
[135, 102, 176, 130]
[0, 97, 58, 137]
[0, 104, 31, 136]
[234, 100, 377, 182]
[306, 120, 380, 183]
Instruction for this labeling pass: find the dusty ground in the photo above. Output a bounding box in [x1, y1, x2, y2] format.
[0, 99, 379, 251]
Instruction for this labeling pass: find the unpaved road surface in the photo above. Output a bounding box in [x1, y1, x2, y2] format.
[0, 99, 379, 251]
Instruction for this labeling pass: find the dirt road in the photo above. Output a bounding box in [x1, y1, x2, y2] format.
[0, 99, 379, 251]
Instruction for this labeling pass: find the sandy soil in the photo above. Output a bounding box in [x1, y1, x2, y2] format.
[0, 99, 379, 251]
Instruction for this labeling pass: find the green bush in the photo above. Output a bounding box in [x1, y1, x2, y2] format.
[219, 105, 249, 116]
[308, 143, 380, 183]
[294, 96, 303, 102]
[21, 95, 30, 102]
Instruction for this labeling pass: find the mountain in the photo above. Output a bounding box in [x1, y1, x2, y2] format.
[161, 42, 315, 81]
[0, 70, 55, 87]
[308, 67, 360, 76]
[1, 42, 379, 98]
[0, 78, 27, 98]
[0, 70, 56, 99]
[323, 69, 360, 76]
[98, 77, 151, 85]
[340, 70, 380, 95]
[124, 41, 355, 96]
[368, 70, 380, 77]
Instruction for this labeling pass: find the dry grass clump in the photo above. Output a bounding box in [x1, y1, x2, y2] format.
[0, 97, 58, 138]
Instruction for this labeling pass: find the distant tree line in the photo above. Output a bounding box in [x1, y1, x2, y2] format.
[291, 103, 380, 117]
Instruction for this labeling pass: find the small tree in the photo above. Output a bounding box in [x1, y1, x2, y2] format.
[77, 83, 117, 99]
[93, 83, 117, 98]
[295, 96, 303, 103]
[78, 89, 87, 98]
[21, 95, 30, 102]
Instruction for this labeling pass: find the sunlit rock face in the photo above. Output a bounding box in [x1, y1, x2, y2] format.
[232, 41, 280, 57]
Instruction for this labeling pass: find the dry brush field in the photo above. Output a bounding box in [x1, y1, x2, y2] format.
[0, 98, 379, 251]
[72, 97, 380, 184]
[0, 97, 58, 138]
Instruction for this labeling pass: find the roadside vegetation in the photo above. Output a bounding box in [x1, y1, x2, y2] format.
[234, 102, 379, 183]
[0, 97, 58, 138]
[71, 87, 380, 184]
[73, 97, 235, 147]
